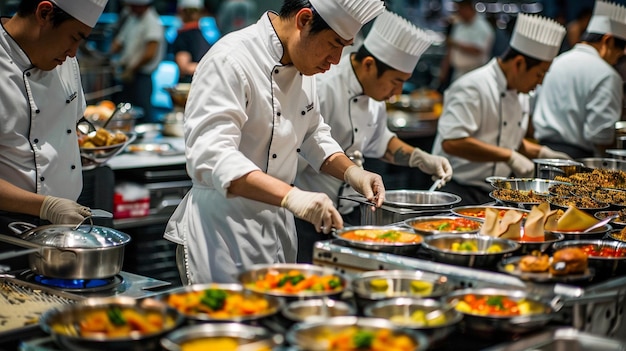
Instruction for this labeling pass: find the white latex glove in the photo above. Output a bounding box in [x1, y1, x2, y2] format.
[281, 187, 343, 234]
[39, 196, 91, 225]
[343, 165, 385, 206]
[538, 146, 572, 160]
[507, 150, 535, 178]
[409, 148, 453, 186]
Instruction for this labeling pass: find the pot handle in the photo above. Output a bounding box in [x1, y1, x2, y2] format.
[0, 233, 42, 249]
[7, 221, 37, 236]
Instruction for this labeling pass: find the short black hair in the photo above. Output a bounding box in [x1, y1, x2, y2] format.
[279, 0, 332, 35]
[353, 45, 395, 78]
[581, 31, 626, 51]
[499, 46, 543, 69]
[17, 0, 73, 27]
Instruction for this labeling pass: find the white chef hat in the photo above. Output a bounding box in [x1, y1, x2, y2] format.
[179, 0, 203, 9]
[49, 0, 108, 28]
[586, 1, 626, 41]
[510, 13, 566, 62]
[363, 11, 433, 73]
[309, 0, 385, 41]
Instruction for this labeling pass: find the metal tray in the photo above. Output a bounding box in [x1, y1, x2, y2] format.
[498, 256, 595, 284]
[483, 327, 626, 351]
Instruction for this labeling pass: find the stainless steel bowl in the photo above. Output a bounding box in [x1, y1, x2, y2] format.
[548, 196, 610, 215]
[552, 240, 626, 279]
[404, 216, 482, 235]
[512, 231, 565, 254]
[363, 297, 463, 346]
[161, 323, 282, 351]
[451, 205, 530, 222]
[577, 157, 626, 171]
[80, 132, 137, 170]
[422, 234, 520, 268]
[380, 190, 461, 209]
[532, 159, 584, 179]
[282, 298, 355, 323]
[445, 288, 558, 336]
[332, 225, 423, 255]
[489, 178, 571, 194]
[351, 270, 454, 310]
[488, 190, 548, 210]
[286, 316, 429, 351]
[238, 263, 348, 299]
[39, 296, 183, 351]
[155, 283, 283, 323]
[547, 224, 612, 241]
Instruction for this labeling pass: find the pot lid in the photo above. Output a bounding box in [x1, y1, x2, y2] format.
[532, 158, 584, 167]
[21, 224, 130, 248]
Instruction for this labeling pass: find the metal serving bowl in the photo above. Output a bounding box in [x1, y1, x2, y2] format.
[363, 297, 463, 346]
[238, 263, 348, 300]
[404, 216, 482, 235]
[155, 283, 283, 323]
[445, 288, 558, 337]
[552, 240, 626, 279]
[282, 298, 356, 323]
[422, 234, 520, 269]
[547, 224, 612, 241]
[332, 225, 423, 256]
[608, 228, 626, 242]
[161, 323, 283, 351]
[351, 270, 454, 311]
[451, 205, 530, 222]
[548, 196, 610, 215]
[577, 157, 626, 171]
[489, 190, 548, 210]
[595, 210, 626, 228]
[80, 131, 136, 170]
[512, 231, 565, 255]
[286, 316, 429, 351]
[489, 178, 571, 194]
[39, 296, 183, 351]
[380, 190, 461, 209]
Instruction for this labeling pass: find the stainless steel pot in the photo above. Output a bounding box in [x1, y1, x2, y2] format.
[532, 159, 583, 180]
[0, 219, 130, 279]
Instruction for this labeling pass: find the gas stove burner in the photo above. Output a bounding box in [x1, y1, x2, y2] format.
[17, 270, 124, 293]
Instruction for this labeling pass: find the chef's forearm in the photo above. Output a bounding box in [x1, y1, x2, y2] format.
[442, 137, 511, 162]
[381, 136, 414, 166]
[227, 170, 293, 206]
[0, 178, 44, 216]
[320, 152, 356, 181]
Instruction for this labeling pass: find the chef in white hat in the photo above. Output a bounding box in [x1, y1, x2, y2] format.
[432, 13, 569, 205]
[294, 10, 453, 263]
[0, 0, 108, 230]
[533, 0, 626, 159]
[165, 0, 386, 284]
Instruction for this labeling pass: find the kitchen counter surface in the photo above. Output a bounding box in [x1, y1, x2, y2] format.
[107, 136, 186, 170]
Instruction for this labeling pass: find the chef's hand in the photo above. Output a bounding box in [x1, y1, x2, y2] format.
[409, 148, 453, 186]
[39, 196, 91, 225]
[281, 187, 343, 234]
[344, 165, 385, 207]
[507, 150, 535, 178]
[538, 146, 572, 160]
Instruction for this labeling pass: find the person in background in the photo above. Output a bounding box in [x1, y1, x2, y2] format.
[533, 0, 626, 159]
[294, 11, 453, 263]
[438, 0, 494, 88]
[165, 0, 386, 284]
[216, 0, 256, 35]
[172, 0, 211, 83]
[110, 0, 164, 123]
[432, 14, 570, 206]
[0, 0, 108, 227]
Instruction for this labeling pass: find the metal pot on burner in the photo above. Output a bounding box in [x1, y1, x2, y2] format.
[0, 218, 130, 280]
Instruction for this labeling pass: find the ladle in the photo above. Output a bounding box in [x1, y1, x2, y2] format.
[101, 102, 132, 130]
[582, 213, 618, 233]
[428, 178, 443, 192]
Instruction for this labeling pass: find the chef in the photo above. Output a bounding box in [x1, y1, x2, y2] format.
[0, 0, 107, 227]
[294, 10, 453, 263]
[533, 0, 626, 159]
[432, 13, 570, 205]
[165, 0, 386, 284]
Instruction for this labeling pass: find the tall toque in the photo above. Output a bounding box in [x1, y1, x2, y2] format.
[510, 13, 566, 62]
[586, 0, 626, 41]
[50, 0, 108, 28]
[309, 0, 385, 40]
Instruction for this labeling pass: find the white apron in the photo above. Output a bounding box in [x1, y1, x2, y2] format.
[295, 58, 396, 213]
[165, 12, 343, 283]
[0, 20, 85, 200]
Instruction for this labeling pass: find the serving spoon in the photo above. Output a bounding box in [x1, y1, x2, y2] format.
[582, 213, 618, 233]
[428, 178, 443, 192]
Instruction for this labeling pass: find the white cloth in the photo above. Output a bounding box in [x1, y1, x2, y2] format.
[294, 57, 396, 214]
[115, 7, 165, 74]
[432, 58, 530, 191]
[449, 14, 494, 80]
[0, 21, 85, 201]
[164, 13, 344, 283]
[533, 44, 623, 153]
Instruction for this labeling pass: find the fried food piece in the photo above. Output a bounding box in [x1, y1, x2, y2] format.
[549, 247, 588, 276]
[519, 253, 550, 273]
[90, 128, 110, 147]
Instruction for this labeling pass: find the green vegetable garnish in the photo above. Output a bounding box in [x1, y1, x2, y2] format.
[106, 307, 126, 326]
[437, 222, 450, 231]
[200, 288, 227, 311]
[486, 296, 504, 309]
[379, 230, 400, 240]
[353, 330, 375, 349]
[328, 277, 341, 289]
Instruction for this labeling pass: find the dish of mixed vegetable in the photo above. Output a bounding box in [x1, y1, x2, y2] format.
[409, 218, 481, 233]
[248, 269, 343, 295]
[165, 288, 273, 319]
[454, 294, 543, 317]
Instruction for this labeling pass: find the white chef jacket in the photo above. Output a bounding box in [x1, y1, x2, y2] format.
[295, 57, 396, 213]
[449, 14, 494, 80]
[0, 19, 85, 201]
[164, 12, 343, 283]
[115, 7, 164, 74]
[533, 44, 623, 152]
[432, 58, 529, 191]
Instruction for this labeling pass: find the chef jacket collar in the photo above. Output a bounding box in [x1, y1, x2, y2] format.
[346, 57, 365, 97]
[572, 42, 603, 60]
[261, 11, 287, 67]
[489, 58, 515, 96]
[0, 18, 32, 71]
